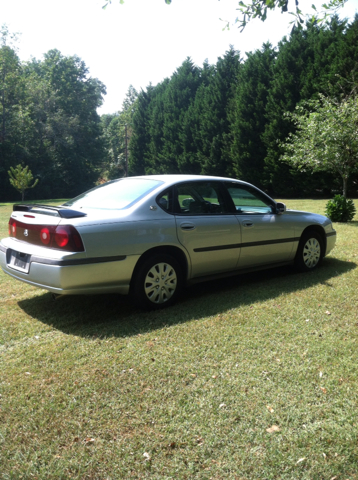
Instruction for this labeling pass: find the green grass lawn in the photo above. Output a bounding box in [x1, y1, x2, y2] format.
[0, 199, 357, 479]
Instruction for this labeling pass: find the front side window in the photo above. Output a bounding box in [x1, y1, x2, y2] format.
[225, 183, 274, 214]
[63, 178, 163, 210]
[175, 182, 228, 215]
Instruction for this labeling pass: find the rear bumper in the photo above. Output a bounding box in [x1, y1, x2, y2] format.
[0, 243, 138, 295]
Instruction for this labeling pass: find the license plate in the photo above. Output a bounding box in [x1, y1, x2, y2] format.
[9, 250, 31, 273]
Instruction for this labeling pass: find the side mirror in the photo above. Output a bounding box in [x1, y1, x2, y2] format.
[276, 202, 286, 215]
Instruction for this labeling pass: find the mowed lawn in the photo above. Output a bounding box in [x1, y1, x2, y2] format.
[0, 199, 357, 480]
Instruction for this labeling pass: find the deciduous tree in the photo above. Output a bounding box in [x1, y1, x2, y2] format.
[25, 50, 106, 197]
[280, 93, 358, 197]
[8, 164, 38, 200]
[102, 0, 348, 31]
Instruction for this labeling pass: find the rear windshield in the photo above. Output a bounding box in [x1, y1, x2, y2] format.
[63, 178, 163, 210]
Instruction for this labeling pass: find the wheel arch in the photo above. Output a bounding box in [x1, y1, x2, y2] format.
[299, 225, 327, 256]
[131, 245, 190, 286]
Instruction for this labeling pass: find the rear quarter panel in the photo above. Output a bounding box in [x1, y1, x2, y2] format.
[78, 217, 179, 257]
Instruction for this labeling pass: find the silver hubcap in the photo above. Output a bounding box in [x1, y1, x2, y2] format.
[144, 262, 177, 304]
[303, 237, 321, 268]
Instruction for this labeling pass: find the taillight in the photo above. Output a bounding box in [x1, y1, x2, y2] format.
[55, 228, 69, 248]
[9, 218, 16, 237]
[40, 228, 51, 245]
[8, 218, 84, 252]
[53, 225, 84, 251]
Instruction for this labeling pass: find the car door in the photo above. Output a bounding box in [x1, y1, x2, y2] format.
[173, 181, 242, 278]
[224, 182, 295, 269]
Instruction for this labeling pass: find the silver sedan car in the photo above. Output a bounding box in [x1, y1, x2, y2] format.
[0, 175, 336, 309]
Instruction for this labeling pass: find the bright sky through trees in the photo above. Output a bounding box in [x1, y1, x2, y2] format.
[1, 0, 357, 114]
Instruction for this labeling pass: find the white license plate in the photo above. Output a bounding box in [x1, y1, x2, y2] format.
[9, 250, 31, 273]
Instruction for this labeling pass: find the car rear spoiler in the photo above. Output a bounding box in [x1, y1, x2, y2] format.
[13, 204, 87, 218]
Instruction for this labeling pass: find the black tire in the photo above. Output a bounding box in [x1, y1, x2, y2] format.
[130, 254, 183, 310]
[295, 231, 323, 272]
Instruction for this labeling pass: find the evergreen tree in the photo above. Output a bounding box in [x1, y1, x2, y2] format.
[180, 60, 216, 174]
[263, 16, 358, 196]
[191, 47, 241, 177]
[129, 84, 158, 175]
[159, 58, 201, 174]
[230, 43, 275, 188]
[263, 25, 313, 195]
[125, 17, 358, 196]
[100, 112, 122, 179]
[145, 79, 171, 174]
[100, 85, 138, 180]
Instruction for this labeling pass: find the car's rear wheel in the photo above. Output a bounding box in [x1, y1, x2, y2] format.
[131, 254, 183, 309]
[295, 231, 323, 272]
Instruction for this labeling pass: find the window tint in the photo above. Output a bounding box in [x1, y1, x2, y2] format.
[175, 182, 228, 214]
[226, 184, 273, 214]
[64, 178, 163, 210]
[157, 188, 173, 213]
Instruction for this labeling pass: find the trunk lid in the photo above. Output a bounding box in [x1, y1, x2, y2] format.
[9, 205, 86, 251]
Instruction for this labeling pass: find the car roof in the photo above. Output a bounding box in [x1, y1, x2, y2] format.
[124, 174, 251, 188]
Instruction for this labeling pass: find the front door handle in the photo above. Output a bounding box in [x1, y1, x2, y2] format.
[242, 221, 253, 228]
[180, 222, 196, 231]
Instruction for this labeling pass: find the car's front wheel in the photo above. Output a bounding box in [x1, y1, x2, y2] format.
[295, 231, 323, 272]
[131, 254, 183, 309]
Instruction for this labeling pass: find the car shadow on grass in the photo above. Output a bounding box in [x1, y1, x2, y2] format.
[18, 257, 355, 339]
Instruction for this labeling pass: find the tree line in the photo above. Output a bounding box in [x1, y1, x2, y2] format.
[129, 15, 358, 197]
[0, 25, 108, 201]
[1, 17, 358, 202]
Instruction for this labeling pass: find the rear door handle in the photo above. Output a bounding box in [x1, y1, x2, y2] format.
[180, 222, 196, 231]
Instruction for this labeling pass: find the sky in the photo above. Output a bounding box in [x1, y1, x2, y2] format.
[1, 0, 358, 115]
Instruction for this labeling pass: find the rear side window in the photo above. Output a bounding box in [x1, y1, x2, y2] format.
[157, 188, 174, 213]
[63, 178, 163, 210]
[175, 182, 228, 214]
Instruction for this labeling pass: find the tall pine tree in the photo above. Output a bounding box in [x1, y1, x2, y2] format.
[230, 43, 275, 188]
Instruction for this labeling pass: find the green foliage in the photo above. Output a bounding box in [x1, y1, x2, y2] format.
[230, 43, 275, 188]
[228, 0, 348, 31]
[281, 93, 358, 197]
[130, 51, 241, 177]
[325, 194, 356, 222]
[100, 85, 138, 181]
[3, 18, 358, 201]
[191, 48, 241, 177]
[101, 0, 345, 30]
[128, 85, 156, 176]
[22, 50, 106, 198]
[127, 17, 358, 197]
[0, 26, 31, 185]
[8, 164, 38, 200]
[131, 58, 203, 175]
[262, 17, 355, 196]
[0, 33, 106, 201]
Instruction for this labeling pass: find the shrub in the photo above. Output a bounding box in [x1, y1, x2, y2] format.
[325, 194, 356, 222]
